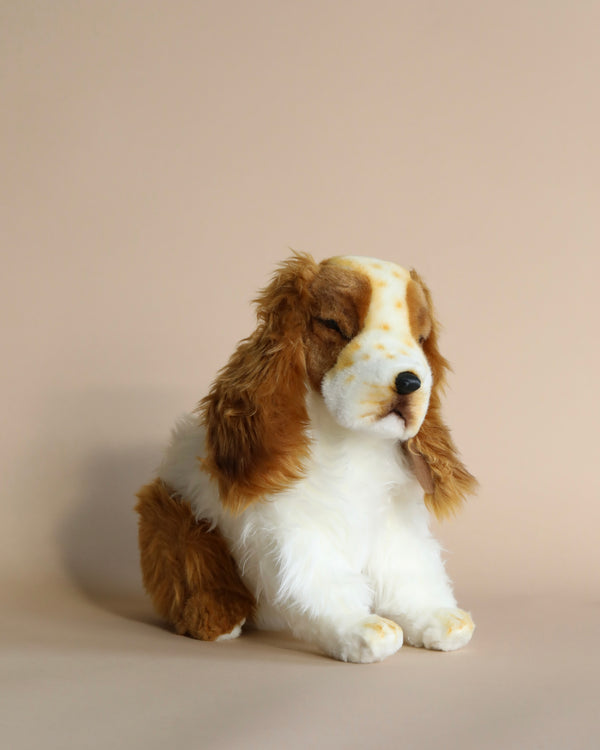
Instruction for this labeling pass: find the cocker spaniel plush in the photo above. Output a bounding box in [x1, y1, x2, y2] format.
[136, 253, 477, 663]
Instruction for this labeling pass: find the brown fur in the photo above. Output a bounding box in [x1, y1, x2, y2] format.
[198, 253, 372, 513]
[406, 274, 433, 348]
[135, 478, 254, 639]
[305, 261, 372, 390]
[406, 270, 478, 519]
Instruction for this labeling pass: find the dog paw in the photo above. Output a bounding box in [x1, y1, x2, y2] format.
[333, 615, 403, 663]
[420, 608, 474, 651]
[215, 618, 246, 642]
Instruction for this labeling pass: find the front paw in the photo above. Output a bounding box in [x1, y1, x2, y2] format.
[418, 608, 474, 651]
[332, 615, 403, 663]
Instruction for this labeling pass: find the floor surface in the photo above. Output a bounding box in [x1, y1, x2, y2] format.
[2, 582, 598, 749]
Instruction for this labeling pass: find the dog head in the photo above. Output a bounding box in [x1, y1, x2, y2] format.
[200, 252, 476, 517]
[306, 256, 437, 441]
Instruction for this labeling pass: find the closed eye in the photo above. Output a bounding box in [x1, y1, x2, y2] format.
[316, 318, 350, 341]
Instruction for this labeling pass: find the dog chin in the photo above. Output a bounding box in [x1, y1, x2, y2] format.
[361, 412, 411, 440]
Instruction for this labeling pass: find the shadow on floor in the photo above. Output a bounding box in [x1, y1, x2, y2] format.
[59, 441, 163, 625]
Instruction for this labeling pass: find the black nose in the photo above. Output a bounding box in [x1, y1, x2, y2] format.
[395, 371, 421, 394]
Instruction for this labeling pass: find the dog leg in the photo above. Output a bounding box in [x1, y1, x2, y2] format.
[240, 522, 402, 663]
[135, 478, 254, 641]
[368, 496, 474, 652]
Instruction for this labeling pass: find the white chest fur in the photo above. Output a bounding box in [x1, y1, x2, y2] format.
[157, 392, 438, 631]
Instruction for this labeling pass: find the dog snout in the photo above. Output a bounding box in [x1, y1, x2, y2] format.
[395, 371, 421, 395]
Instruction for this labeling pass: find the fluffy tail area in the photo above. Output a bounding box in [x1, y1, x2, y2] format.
[135, 478, 254, 641]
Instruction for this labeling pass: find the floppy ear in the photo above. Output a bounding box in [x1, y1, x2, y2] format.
[405, 270, 478, 520]
[198, 252, 318, 513]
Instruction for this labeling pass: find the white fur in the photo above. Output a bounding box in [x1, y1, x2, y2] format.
[157, 256, 474, 662]
[158, 394, 473, 662]
[215, 619, 245, 642]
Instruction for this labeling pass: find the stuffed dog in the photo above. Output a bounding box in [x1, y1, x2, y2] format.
[136, 253, 477, 662]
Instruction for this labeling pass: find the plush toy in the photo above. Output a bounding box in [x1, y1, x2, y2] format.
[136, 253, 477, 662]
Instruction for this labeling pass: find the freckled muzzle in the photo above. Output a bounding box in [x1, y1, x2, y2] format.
[375, 372, 424, 429]
[321, 347, 432, 440]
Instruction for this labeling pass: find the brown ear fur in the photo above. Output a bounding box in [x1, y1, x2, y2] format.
[406, 270, 478, 519]
[198, 252, 318, 513]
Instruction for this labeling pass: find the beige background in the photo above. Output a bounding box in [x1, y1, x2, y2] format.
[1, 2, 599, 749]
